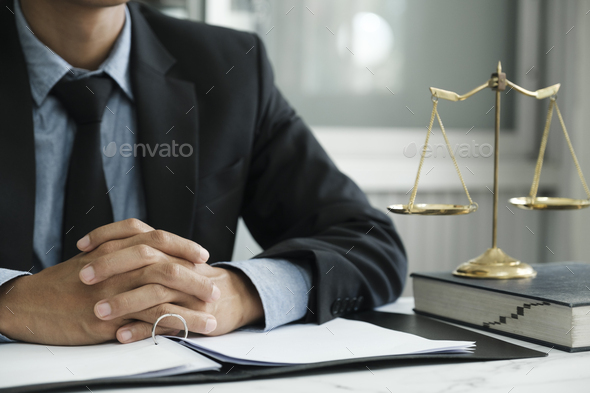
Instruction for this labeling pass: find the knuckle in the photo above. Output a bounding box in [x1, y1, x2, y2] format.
[151, 229, 171, 245]
[136, 244, 156, 261]
[97, 240, 118, 255]
[162, 262, 182, 281]
[126, 218, 146, 231]
[150, 284, 168, 300]
[153, 304, 171, 319]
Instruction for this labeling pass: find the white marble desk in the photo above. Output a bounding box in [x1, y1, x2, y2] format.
[72, 298, 590, 393]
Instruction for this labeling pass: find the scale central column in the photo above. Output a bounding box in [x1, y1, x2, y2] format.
[453, 62, 537, 279]
[492, 75, 500, 249]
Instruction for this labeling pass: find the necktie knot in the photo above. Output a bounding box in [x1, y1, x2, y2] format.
[52, 75, 114, 125]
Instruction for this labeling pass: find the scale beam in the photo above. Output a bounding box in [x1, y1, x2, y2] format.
[505, 80, 560, 100]
[429, 82, 490, 102]
[429, 80, 561, 102]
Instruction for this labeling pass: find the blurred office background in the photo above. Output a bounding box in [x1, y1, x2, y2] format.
[141, 0, 590, 295]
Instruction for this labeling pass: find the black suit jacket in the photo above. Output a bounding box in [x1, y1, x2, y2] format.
[0, 0, 407, 324]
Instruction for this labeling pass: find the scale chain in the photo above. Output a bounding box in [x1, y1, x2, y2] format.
[408, 98, 475, 210]
[435, 110, 475, 206]
[408, 100, 438, 209]
[529, 99, 555, 199]
[529, 99, 590, 200]
[555, 102, 590, 199]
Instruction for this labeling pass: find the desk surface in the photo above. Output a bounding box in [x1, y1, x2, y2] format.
[71, 298, 589, 393]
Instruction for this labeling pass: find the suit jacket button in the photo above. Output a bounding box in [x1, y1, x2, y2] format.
[340, 297, 350, 314]
[345, 297, 354, 313]
[331, 298, 341, 316]
[354, 296, 364, 311]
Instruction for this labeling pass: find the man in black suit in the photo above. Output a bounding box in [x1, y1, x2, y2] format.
[0, 0, 406, 345]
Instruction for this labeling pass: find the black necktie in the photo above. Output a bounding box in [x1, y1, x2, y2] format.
[51, 75, 115, 261]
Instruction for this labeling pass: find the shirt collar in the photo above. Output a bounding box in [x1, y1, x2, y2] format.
[14, 0, 134, 107]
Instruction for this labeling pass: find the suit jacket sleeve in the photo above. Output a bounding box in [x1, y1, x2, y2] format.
[241, 34, 408, 325]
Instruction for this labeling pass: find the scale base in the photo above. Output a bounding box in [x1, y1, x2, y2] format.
[453, 247, 537, 279]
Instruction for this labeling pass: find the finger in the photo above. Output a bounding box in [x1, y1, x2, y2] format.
[117, 321, 180, 344]
[77, 218, 153, 252]
[140, 263, 220, 302]
[94, 284, 194, 321]
[132, 303, 217, 335]
[106, 230, 209, 264]
[79, 245, 196, 285]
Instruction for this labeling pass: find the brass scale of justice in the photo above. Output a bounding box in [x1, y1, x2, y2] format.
[388, 62, 590, 279]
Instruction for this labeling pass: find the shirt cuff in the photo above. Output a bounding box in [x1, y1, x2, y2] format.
[212, 258, 313, 332]
[0, 269, 32, 343]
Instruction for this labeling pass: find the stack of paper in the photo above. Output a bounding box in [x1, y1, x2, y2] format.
[174, 318, 475, 366]
[0, 317, 474, 390]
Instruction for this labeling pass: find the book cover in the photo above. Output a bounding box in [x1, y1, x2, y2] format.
[411, 262, 590, 308]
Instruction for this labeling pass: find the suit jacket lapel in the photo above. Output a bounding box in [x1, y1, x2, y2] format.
[128, 3, 199, 239]
[0, 0, 37, 271]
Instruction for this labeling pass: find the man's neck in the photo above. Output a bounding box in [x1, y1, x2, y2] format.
[19, 0, 126, 71]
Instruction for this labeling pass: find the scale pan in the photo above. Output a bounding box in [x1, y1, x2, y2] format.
[387, 203, 478, 216]
[509, 196, 590, 210]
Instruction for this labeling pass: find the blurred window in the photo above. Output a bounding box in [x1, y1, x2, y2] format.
[206, 0, 518, 130]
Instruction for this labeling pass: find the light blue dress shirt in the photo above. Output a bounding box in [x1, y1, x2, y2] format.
[0, 0, 312, 342]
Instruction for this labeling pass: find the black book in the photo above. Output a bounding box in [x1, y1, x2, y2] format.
[412, 262, 590, 352]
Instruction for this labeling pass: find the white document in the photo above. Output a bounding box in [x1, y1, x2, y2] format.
[0, 337, 220, 390]
[176, 318, 475, 366]
[0, 318, 475, 389]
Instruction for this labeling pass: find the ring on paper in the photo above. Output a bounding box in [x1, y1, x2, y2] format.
[152, 313, 189, 345]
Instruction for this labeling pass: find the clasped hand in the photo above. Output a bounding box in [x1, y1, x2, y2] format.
[0, 219, 263, 345]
